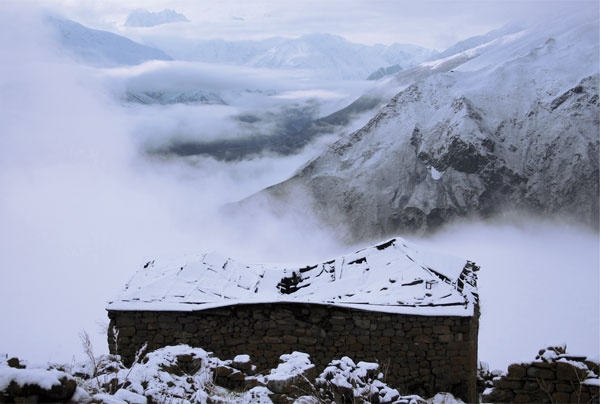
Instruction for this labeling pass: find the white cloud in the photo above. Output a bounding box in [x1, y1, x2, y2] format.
[0, 5, 346, 363]
[416, 219, 600, 370]
[30, 0, 600, 50]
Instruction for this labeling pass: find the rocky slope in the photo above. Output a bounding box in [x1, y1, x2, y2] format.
[246, 12, 599, 240]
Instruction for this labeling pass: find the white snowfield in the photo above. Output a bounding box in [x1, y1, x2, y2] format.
[107, 238, 479, 316]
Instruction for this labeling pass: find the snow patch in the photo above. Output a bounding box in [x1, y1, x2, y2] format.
[108, 237, 478, 316]
[0, 367, 70, 391]
[430, 166, 444, 180]
[268, 352, 314, 382]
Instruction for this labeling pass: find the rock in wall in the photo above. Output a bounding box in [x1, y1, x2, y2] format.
[482, 346, 600, 403]
[107, 302, 479, 402]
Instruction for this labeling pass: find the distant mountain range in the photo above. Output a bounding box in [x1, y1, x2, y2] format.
[49, 17, 436, 80]
[46, 14, 599, 238]
[240, 12, 599, 240]
[143, 33, 439, 80]
[125, 9, 189, 27]
[49, 18, 172, 66]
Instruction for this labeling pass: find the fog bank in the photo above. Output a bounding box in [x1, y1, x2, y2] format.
[0, 7, 345, 364]
[416, 220, 599, 370]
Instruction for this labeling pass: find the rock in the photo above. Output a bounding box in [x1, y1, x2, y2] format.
[175, 353, 203, 375]
[231, 354, 253, 372]
[555, 361, 588, 382]
[507, 364, 526, 378]
[0, 369, 77, 403]
[266, 374, 301, 395]
[482, 387, 515, 403]
[214, 365, 234, 378]
[585, 359, 599, 375]
[6, 358, 25, 369]
[244, 375, 266, 390]
[266, 352, 316, 396]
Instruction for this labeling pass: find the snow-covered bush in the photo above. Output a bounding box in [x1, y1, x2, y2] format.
[266, 351, 317, 398]
[83, 345, 213, 403]
[316, 356, 401, 403]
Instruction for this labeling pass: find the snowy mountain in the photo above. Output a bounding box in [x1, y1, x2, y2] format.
[244, 12, 599, 240]
[151, 34, 438, 80]
[125, 9, 189, 27]
[435, 23, 522, 59]
[49, 18, 172, 66]
[367, 64, 403, 80]
[124, 89, 226, 105]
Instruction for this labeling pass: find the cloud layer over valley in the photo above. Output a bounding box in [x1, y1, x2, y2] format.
[0, 6, 348, 363]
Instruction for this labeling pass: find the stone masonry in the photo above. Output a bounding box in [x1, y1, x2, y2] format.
[107, 302, 479, 402]
[482, 350, 600, 403]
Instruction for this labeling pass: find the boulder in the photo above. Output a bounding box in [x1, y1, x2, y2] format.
[0, 368, 77, 403]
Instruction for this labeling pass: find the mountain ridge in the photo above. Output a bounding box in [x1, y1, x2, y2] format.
[239, 14, 599, 241]
[49, 17, 172, 66]
[125, 8, 189, 27]
[145, 33, 439, 80]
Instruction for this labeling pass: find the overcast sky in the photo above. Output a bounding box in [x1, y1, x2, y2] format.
[30, 0, 599, 50]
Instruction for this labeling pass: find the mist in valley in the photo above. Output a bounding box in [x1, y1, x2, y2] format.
[0, 1, 598, 377]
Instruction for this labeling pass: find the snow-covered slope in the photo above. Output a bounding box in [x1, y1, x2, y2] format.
[151, 34, 438, 80]
[108, 237, 479, 316]
[125, 9, 189, 27]
[248, 34, 435, 80]
[248, 12, 599, 239]
[435, 23, 522, 60]
[49, 18, 172, 66]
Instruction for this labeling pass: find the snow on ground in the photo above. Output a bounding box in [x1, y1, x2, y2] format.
[2, 347, 469, 403]
[0, 367, 72, 391]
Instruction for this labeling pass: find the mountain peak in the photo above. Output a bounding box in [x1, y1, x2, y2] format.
[125, 8, 189, 28]
[48, 17, 172, 66]
[244, 13, 599, 240]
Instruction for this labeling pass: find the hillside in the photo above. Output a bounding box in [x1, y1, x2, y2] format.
[244, 12, 599, 240]
[49, 18, 172, 66]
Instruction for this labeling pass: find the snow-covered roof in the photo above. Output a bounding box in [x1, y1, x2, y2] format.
[107, 237, 479, 316]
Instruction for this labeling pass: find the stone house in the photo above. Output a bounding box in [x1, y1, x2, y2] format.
[107, 237, 480, 402]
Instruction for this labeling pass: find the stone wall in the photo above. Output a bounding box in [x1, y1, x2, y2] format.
[107, 302, 478, 402]
[482, 352, 600, 403]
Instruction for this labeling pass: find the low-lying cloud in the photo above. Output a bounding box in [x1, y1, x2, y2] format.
[416, 219, 600, 370]
[101, 59, 373, 157]
[0, 7, 346, 364]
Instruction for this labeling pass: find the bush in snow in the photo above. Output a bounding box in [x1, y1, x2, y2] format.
[90, 345, 215, 404]
[266, 351, 317, 399]
[315, 356, 402, 403]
